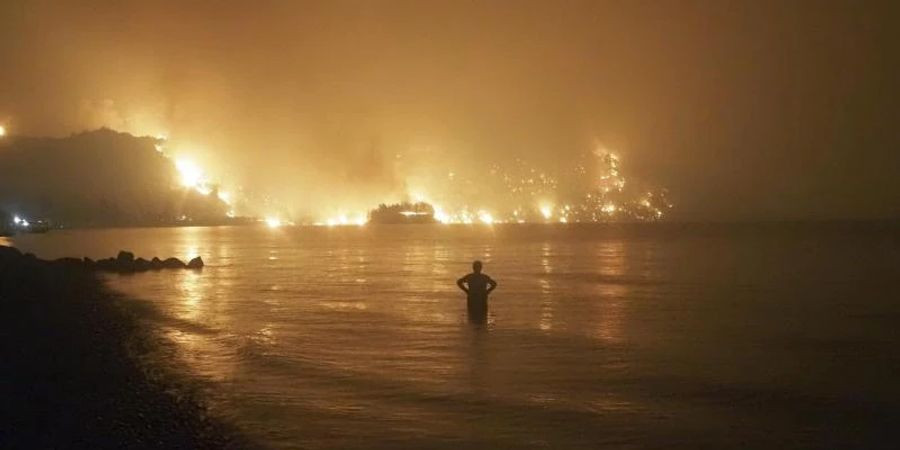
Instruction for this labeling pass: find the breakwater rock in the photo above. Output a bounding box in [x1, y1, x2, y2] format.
[49, 249, 204, 273]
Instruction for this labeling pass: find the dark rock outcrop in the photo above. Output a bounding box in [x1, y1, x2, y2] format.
[134, 257, 151, 271]
[40, 250, 201, 274]
[95, 258, 116, 271]
[187, 256, 204, 269]
[116, 251, 135, 264]
[162, 257, 186, 269]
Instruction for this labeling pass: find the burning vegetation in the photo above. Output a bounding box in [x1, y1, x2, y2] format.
[0, 127, 671, 228]
[355, 146, 673, 226]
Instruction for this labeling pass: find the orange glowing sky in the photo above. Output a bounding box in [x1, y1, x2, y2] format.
[0, 1, 897, 220]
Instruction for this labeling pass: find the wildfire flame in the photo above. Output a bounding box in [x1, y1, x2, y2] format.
[175, 158, 204, 189]
[265, 216, 283, 228]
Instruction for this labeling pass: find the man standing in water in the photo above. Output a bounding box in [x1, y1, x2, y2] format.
[457, 260, 498, 323]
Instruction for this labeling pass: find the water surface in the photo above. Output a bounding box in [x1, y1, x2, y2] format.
[11, 223, 899, 449]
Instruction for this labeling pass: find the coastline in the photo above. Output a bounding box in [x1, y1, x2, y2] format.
[0, 245, 254, 448]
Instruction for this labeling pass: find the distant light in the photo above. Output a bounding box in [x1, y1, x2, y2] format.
[21, 220, 30, 227]
[559, 217, 568, 223]
[478, 210, 494, 225]
[13, 215, 21, 224]
[0, 125, 6, 137]
[265, 217, 282, 228]
[354, 216, 367, 226]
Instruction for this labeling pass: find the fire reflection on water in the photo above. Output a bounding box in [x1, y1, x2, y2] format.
[17, 226, 666, 447]
[174, 270, 204, 322]
[159, 227, 244, 382]
[8, 225, 889, 448]
[591, 241, 629, 344]
[539, 242, 555, 332]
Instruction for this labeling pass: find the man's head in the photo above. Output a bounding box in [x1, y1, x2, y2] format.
[472, 260, 483, 273]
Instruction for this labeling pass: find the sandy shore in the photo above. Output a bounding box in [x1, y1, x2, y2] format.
[0, 245, 254, 448]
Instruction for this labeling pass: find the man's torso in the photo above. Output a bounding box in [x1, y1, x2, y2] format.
[464, 273, 491, 299]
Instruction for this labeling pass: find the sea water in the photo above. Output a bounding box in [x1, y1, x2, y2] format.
[10, 223, 899, 449]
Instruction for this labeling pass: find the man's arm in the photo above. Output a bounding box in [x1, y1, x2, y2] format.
[486, 276, 498, 294]
[456, 276, 469, 294]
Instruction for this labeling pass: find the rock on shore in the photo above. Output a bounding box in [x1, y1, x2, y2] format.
[0, 246, 250, 448]
[53, 250, 203, 273]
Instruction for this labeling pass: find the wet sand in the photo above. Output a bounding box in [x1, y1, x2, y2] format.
[0, 245, 253, 448]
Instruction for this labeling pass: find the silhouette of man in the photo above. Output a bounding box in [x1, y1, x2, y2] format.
[457, 260, 498, 323]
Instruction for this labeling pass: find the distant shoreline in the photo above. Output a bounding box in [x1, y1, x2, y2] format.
[8, 210, 898, 235]
[0, 245, 254, 448]
[38, 217, 900, 232]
